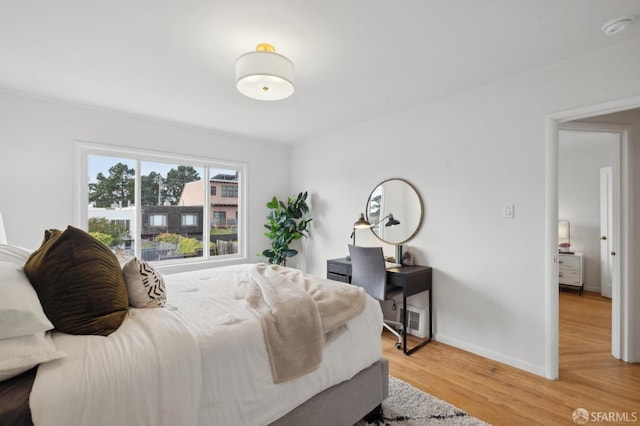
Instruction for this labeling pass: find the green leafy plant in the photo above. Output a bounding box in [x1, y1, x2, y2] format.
[88, 217, 127, 246]
[177, 236, 200, 255]
[89, 232, 113, 247]
[210, 227, 234, 235]
[156, 233, 179, 245]
[261, 192, 313, 266]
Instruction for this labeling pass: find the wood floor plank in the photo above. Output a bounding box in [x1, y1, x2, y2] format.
[381, 291, 640, 425]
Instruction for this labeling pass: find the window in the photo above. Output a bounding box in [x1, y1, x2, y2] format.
[78, 141, 246, 266]
[149, 214, 167, 227]
[221, 185, 238, 198]
[181, 213, 198, 226]
[213, 211, 226, 226]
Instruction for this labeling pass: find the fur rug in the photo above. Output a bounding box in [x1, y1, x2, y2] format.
[355, 376, 489, 425]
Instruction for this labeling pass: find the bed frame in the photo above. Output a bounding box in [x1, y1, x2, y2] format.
[271, 358, 389, 426]
[1, 359, 388, 426]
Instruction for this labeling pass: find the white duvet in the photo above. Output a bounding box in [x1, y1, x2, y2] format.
[30, 264, 383, 426]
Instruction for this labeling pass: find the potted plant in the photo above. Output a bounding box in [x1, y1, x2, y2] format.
[261, 191, 312, 266]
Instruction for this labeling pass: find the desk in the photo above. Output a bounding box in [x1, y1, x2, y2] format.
[326, 257, 432, 355]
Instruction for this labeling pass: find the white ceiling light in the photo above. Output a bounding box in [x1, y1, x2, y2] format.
[236, 43, 295, 101]
[601, 16, 634, 35]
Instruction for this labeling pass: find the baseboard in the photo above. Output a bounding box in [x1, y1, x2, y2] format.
[434, 333, 546, 378]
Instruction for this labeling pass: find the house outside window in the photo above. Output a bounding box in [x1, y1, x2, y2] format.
[78, 141, 246, 267]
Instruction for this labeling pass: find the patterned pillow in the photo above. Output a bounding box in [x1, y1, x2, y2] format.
[122, 258, 166, 308]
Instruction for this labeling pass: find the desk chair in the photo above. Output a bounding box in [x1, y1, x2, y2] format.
[348, 244, 404, 350]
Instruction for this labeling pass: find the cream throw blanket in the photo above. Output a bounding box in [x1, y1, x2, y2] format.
[246, 263, 366, 383]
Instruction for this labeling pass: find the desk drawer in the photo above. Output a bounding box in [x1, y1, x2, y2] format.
[387, 273, 405, 288]
[327, 262, 349, 276]
[327, 272, 349, 283]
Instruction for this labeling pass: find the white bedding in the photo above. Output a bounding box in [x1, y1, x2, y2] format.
[30, 264, 383, 426]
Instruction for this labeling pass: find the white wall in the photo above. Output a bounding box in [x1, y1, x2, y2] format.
[292, 36, 640, 376]
[558, 130, 613, 292]
[0, 91, 291, 265]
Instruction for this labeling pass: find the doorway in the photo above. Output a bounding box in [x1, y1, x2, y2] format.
[544, 97, 639, 380]
[557, 128, 619, 356]
[558, 129, 618, 296]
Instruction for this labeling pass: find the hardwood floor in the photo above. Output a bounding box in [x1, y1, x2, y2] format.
[381, 291, 640, 425]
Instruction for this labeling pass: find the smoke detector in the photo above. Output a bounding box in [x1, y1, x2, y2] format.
[602, 16, 634, 35]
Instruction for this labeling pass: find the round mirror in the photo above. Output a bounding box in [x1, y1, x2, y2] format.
[366, 178, 423, 245]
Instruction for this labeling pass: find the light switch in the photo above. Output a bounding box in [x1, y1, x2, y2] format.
[503, 204, 515, 219]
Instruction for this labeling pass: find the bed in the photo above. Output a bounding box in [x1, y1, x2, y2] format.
[0, 227, 388, 426]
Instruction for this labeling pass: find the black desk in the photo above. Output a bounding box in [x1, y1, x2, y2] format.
[326, 257, 432, 355]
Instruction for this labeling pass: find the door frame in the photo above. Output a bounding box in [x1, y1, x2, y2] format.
[545, 95, 638, 379]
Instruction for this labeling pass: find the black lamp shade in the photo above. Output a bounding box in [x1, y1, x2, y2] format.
[353, 213, 371, 228]
[385, 214, 400, 227]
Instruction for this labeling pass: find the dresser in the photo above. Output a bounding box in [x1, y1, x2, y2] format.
[558, 252, 584, 295]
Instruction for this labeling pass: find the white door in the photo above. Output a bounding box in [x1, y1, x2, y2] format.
[600, 167, 613, 298]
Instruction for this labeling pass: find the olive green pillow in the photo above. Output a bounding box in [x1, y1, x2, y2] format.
[24, 226, 128, 336]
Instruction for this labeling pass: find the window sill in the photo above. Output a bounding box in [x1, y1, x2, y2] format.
[153, 255, 248, 275]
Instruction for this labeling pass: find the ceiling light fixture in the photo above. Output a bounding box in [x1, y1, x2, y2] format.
[235, 43, 295, 101]
[601, 16, 634, 35]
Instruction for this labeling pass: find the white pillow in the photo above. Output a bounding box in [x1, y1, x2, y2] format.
[0, 243, 32, 264]
[0, 260, 53, 339]
[122, 258, 167, 308]
[0, 332, 64, 382]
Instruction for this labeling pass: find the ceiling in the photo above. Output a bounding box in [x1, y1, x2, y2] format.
[1, 1, 639, 144]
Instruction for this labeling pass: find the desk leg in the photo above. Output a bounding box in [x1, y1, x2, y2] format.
[428, 288, 432, 342]
[403, 288, 432, 356]
[402, 292, 407, 354]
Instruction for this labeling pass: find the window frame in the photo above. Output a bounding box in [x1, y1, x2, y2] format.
[181, 213, 198, 227]
[75, 140, 248, 272]
[149, 213, 168, 227]
[212, 211, 226, 226]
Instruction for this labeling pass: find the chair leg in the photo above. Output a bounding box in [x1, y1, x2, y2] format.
[383, 321, 403, 350]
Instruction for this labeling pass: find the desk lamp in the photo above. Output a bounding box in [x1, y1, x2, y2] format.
[349, 212, 401, 252]
[371, 213, 400, 228]
[350, 213, 371, 246]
